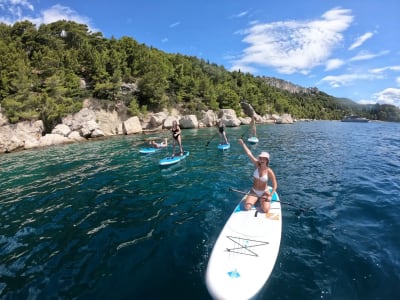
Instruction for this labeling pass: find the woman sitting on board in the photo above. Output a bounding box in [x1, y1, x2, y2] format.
[238, 139, 278, 213]
[217, 119, 229, 145]
[171, 120, 184, 156]
[149, 138, 168, 148]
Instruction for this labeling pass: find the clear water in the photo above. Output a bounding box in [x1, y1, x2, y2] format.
[1, 121, 399, 299]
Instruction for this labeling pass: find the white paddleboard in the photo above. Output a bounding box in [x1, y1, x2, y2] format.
[139, 147, 160, 154]
[206, 188, 282, 300]
[247, 136, 259, 144]
[217, 143, 230, 150]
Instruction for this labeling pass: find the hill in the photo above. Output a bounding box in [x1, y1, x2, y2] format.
[0, 20, 399, 132]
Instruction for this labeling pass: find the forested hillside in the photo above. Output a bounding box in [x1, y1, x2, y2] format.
[1, 20, 399, 133]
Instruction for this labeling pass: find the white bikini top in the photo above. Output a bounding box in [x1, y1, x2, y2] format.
[253, 168, 268, 183]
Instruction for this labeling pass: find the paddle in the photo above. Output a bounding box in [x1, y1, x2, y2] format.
[228, 188, 309, 213]
[205, 132, 218, 147]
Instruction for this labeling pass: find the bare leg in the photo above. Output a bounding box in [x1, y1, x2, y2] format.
[243, 194, 258, 210]
[172, 140, 176, 156]
[260, 194, 271, 213]
[177, 136, 183, 154]
[223, 132, 228, 144]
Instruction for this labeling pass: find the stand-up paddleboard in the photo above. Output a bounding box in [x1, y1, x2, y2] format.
[139, 147, 161, 154]
[159, 151, 189, 166]
[206, 187, 282, 300]
[247, 136, 259, 144]
[217, 143, 230, 150]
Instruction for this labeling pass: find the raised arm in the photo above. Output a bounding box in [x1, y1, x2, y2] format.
[238, 139, 258, 165]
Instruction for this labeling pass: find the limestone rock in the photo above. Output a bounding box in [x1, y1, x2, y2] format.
[201, 110, 217, 127]
[123, 116, 142, 134]
[39, 134, 71, 147]
[218, 109, 241, 127]
[52, 124, 71, 137]
[179, 115, 198, 129]
[163, 116, 179, 129]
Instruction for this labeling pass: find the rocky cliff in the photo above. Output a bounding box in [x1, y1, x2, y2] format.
[262, 76, 318, 94]
[0, 100, 294, 154]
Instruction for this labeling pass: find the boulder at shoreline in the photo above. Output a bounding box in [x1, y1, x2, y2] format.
[0, 100, 293, 154]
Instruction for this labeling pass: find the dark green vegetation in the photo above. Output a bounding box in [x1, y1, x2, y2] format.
[1, 20, 399, 132]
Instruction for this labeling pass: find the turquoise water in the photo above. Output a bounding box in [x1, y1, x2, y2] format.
[1, 121, 399, 299]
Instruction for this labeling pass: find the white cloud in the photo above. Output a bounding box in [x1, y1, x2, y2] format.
[357, 99, 377, 105]
[230, 63, 257, 74]
[169, 21, 180, 28]
[374, 88, 400, 107]
[232, 7, 354, 74]
[39, 5, 92, 26]
[370, 65, 400, 74]
[396, 76, 400, 86]
[321, 73, 381, 88]
[0, 2, 96, 32]
[0, 0, 33, 11]
[349, 50, 389, 61]
[348, 32, 374, 50]
[325, 58, 345, 71]
[233, 11, 249, 18]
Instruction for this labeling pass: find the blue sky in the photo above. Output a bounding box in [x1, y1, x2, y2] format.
[1, 0, 400, 107]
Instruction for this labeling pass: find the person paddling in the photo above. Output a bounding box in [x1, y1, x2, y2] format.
[217, 119, 229, 145]
[250, 116, 257, 137]
[171, 120, 183, 156]
[238, 139, 278, 213]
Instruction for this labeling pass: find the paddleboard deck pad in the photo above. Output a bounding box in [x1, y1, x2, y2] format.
[206, 187, 282, 300]
[159, 151, 189, 166]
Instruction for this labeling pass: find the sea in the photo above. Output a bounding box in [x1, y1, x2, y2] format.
[1, 121, 399, 300]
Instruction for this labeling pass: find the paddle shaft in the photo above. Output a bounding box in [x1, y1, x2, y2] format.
[229, 188, 307, 212]
[205, 132, 218, 146]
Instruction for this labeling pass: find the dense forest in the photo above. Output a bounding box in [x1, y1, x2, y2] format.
[1, 20, 399, 133]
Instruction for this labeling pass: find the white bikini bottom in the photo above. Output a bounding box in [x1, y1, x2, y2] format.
[252, 188, 266, 197]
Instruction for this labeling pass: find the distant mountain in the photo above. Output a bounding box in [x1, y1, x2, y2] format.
[261, 76, 319, 95]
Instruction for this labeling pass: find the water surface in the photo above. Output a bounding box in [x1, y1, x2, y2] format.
[1, 121, 399, 299]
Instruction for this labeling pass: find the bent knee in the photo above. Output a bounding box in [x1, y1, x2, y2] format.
[244, 202, 253, 210]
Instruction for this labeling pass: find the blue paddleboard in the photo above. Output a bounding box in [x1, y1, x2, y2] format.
[159, 151, 189, 166]
[139, 147, 160, 154]
[247, 137, 259, 144]
[217, 143, 230, 150]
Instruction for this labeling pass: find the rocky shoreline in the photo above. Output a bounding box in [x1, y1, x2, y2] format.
[0, 99, 295, 154]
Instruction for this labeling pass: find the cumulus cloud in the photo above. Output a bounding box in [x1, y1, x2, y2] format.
[348, 32, 374, 50]
[38, 5, 92, 26]
[231, 7, 354, 74]
[0, 1, 96, 31]
[374, 88, 400, 107]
